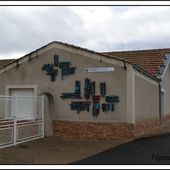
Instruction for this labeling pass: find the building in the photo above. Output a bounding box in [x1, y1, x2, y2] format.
[0, 41, 170, 140]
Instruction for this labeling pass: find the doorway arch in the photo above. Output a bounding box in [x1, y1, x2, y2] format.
[40, 92, 54, 137]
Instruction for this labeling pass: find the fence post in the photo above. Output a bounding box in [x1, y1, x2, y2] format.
[13, 116, 17, 145]
[41, 96, 45, 138]
[13, 96, 17, 145]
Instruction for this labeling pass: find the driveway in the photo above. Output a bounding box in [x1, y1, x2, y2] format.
[72, 134, 170, 165]
[0, 137, 130, 164]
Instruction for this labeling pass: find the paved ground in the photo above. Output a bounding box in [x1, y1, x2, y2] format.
[0, 137, 131, 165]
[1, 120, 170, 165]
[72, 120, 170, 165]
[72, 134, 170, 165]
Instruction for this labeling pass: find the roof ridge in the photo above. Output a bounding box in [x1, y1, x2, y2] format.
[0, 59, 16, 69]
[103, 48, 170, 53]
[0, 59, 15, 61]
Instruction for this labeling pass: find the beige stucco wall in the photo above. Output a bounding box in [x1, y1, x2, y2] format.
[0, 47, 127, 123]
[135, 73, 159, 122]
[162, 65, 170, 115]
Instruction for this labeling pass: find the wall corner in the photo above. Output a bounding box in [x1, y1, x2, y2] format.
[126, 65, 135, 124]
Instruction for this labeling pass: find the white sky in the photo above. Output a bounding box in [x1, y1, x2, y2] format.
[1, 6, 170, 59]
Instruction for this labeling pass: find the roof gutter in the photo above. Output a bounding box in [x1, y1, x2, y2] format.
[132, 64, 161, 82]
[158, 82, 164, 122]
[158, 53, 170, 80]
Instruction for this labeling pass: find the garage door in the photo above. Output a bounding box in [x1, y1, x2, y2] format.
[10, 89, 34, 119]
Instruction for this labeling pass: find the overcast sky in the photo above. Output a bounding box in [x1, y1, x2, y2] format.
[1, 6, 170, 59]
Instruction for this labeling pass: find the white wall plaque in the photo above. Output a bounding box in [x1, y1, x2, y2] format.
[84, 67, 114, 73]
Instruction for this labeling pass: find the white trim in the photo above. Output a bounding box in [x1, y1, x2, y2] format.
[0, 95, 42, 99]
[16, 136, 42, 145]
[41, 95, 45, 138]
[134, 70, 158, 86]
[0, 143, 14, 149]
[0, 125, 13, 128]
[5, 85, 37, 96]
[84, 67, 114, 73]
[17, 120, 42, 126]
[13, 117, 17, 145]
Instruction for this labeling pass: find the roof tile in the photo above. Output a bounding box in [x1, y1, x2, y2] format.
[103, 48, 170, 77]
[0, 59, 15, 68]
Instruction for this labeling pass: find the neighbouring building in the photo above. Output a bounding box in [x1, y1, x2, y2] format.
[0, 41, 170, 140]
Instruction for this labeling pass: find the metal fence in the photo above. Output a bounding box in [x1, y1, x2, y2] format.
[0, 96, 44, 149]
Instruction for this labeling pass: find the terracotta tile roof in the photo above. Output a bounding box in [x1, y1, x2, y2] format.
[0, 42, 169, 80]
[0, 59, 15, 68]
[103, 48, 170, 77]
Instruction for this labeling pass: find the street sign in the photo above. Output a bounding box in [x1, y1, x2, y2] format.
[84, 67, 114, 73]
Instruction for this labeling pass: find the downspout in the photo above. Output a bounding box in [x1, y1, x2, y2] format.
[159, 80, 165, 124]
[158, 81, 162, 120]
[158, 54, 170, 123]
[123, 60, 127, 70]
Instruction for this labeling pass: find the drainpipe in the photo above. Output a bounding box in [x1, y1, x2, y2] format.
[159, 80, 164, 124]
[158, 53, 170, 124]
[158, 82, 162, 120]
